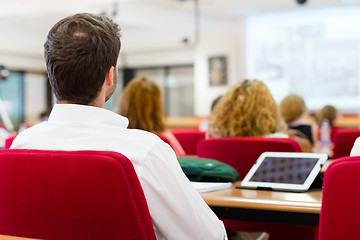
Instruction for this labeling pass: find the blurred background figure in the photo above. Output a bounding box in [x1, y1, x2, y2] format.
[211, 95, 223, 112]
[315, 105, 339, 144]
[280, 94, 317, 148]
[39, 109, 51, 122]
[118, 76, 185, 156]
[198, 95, 223, 132]
[207, 79, 311, 152]
[17, 108, 50, 132]
[315, 105, 338, 127]
[208, 79, 284, 138]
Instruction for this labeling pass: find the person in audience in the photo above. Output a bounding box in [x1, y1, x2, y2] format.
[199, 95, 223, 132]
[18, 108, 52, 132]
[39, 108, 51, 122]
[211, 95, 223, 111]
[118, 76, 185, 157]
[315, 105, 338, 126]
[208, 79, 284, 138]
[10, 13, 227, 240]
[315, 105, 339, 144]
[207, 79, 311, 152]
[280, 94, 317, 147]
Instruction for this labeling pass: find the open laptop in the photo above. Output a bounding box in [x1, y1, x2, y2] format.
[240, 152, 328, 192]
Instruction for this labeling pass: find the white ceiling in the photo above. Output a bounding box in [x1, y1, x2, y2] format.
[0, 0, 357, 56]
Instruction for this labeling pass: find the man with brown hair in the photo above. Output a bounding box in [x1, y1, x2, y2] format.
[11, 13, 227, 239]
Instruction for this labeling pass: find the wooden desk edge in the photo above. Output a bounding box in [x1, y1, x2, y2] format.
[0, 235, 41, 240]
[202, 195, 321, 214]
[201, 182, 322, 214]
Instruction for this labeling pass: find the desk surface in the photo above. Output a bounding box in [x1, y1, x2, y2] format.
[320, 159, 333, 173]
[0, 235, 39, 240]
[201, 181, 322, 214]
[165, 115, 360, 129]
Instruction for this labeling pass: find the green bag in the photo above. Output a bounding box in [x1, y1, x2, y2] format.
[178, 157, 240, 182]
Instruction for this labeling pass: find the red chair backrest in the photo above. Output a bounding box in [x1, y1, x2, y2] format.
[4, 133, 18, 149]
[157, 134, 171, 145]
[197, 137, 302, 180]
[332, 128, 360, 159]
[317, 126, 342, 144]
[329, 126, 341, 143]
[0, 149, 156, 240]
[319, 156, 360, 240]
[171, 129, 205, 155]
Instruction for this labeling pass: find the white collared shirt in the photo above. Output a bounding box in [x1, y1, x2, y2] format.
[351, 137, 360, 156]
[11, 104, 227, 240]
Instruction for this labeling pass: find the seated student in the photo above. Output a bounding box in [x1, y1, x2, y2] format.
[315, 105, 338, 126]
[280, 94, 317, 147]
[118, 76, 185, 157]
[11, 13, 227, 240]
[207, 79, 311, 152]
[315, 105, 340, 143]
[199, 95, 223, 132]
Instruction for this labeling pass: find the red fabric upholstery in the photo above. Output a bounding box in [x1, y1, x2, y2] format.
[317, 126, 342, 144]
[171, 129, 205, 155]
[198, 137, 316, 240]
[332, 128, 360, 159]
[319, 156, 360, 240]
[0, 149, 156, 240]
[4, 133, 18, 149]
[197, 137, 302, 180]
[157, 134, 171, 145]
[329, 126, 341, 143]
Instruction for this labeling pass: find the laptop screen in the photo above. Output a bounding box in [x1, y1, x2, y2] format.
[249, 156, 319, 184]
[240, 152, 328, 192]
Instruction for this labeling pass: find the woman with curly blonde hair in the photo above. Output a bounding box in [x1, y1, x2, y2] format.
[207, 79, 312, 152]
[208, 79, 284, 138]
[118, 76, 185, 156]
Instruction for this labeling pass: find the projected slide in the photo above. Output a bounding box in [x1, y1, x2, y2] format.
[246, 7, 360, 112]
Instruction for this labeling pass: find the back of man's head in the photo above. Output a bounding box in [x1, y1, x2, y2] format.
[44, 13, 121, 105]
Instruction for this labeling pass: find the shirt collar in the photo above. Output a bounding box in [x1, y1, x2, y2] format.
[48, 104, 129, 128]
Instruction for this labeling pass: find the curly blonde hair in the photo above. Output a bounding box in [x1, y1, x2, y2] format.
[208, 79, 282, 138]
[118, 76, 165, 133]
[280, 94, 307, 124]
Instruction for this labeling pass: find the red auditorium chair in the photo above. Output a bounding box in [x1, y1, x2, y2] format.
[317, 126, 342, 145]
[0, 149, 156, 240]
[171, 129, 205, 155]
[4, 133, 18, 149]
[197, 137, 318, 240]
[319, 156, 360, 240]
[332, 128, 360, 159]
[197, 137, 302, 179]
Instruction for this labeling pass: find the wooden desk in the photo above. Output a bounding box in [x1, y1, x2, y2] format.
[165, 117, 207, 129]
[334, 116, 360, 128]
[320, 159, 333, 173]
[201, 182, 322, 226]
[0, 235, 40, 240]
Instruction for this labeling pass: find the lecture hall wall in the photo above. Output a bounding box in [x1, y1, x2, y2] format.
[1, 18, 245, 119]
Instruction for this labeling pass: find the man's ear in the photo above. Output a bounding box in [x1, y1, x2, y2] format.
[105, 66, 115, 87]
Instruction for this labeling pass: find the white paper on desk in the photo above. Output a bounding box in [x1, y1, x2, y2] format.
[191, 182, 232, 193]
